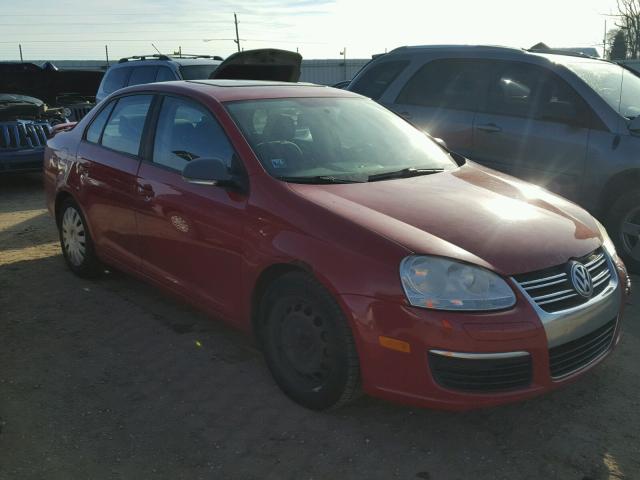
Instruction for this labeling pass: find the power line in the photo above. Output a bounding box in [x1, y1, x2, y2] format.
[0, 38, 327, 44]
[0, 20, 237, 26]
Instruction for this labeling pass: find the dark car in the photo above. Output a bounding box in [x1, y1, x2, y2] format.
[44, 78, 629, 411]
[96, 49, 302, 103]
[0, 94, 67, 173]
[0, 62, 103, 121]
[348, 45, 640, 271]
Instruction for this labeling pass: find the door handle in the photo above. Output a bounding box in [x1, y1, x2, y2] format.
[477, 123, 502, 133]
[137, 183, 155, 201]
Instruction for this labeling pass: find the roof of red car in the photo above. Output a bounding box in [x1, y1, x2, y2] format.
[124, 79, 361, 102]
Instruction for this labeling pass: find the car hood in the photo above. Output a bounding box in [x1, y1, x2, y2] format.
[287, 163, 603, 275]
[210, 48, 301, 82]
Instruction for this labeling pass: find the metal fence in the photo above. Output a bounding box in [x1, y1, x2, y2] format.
[3, 58, 371, 85]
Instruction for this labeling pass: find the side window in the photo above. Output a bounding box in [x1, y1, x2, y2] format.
[156, 67, 176, 82]
[485, 63, 586, 125]
[85, 101, 115, 143]
[102, 67, 130, 95]
[128, 66, 158, 86]
[349, 60, 409, 100]
[484, 64, 542, 118]
[396, 60, 491, 111]
[101, 95, 153, 156]
[536, 74, 588, 125]
[152, 96, 235, 172]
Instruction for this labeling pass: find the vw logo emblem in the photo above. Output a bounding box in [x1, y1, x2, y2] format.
[570, 261, 593, 298]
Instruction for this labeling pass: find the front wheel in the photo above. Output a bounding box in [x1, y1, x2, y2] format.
[608, 189, 640, 273]
[259, 272, 361, 410]
[58, 198, 102, 278]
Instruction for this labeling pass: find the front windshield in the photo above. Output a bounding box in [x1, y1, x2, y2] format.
[179, 64, 221, 80]
[225, 97, 456, 182]
[563, 60, 640, 119]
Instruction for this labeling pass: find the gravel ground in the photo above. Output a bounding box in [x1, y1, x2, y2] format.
[0, 174, 638, 480]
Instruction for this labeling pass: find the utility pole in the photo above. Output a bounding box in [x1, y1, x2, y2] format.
[105, 45, 110, 66]
[340, 47, 347, 80]
[18, 44, 23, 61]
[234, 13, 241, 52]
[603, 19, 607, 58]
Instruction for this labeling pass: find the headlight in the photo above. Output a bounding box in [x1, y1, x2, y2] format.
[399, 256, 516, 311]
[594, 218, 616, 257]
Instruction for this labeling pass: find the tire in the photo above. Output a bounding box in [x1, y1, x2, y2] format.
[607, 189, 640, 273]
[259, 272, 361, 410]
[57, 198, 102, 278]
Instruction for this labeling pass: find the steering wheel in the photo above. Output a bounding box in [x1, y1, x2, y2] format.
[256, 141, 306, 171]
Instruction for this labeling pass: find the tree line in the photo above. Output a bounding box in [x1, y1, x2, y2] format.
[609, 0, 640, 60]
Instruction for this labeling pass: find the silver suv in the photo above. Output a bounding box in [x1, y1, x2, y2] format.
[348, 45, 640, 271]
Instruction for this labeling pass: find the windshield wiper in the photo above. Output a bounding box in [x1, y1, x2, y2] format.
[276, 175, 364, 184]
[368, 167, 444, 182]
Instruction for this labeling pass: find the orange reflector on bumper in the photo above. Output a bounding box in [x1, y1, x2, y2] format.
[379, 336, 411, 353]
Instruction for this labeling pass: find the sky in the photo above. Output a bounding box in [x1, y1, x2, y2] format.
[0, 0, 623, 61]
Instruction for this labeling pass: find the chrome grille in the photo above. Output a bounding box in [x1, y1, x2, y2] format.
[67, 104, 93, 122]
[0, 121, 51, 150]
[513, 248, 612, 313]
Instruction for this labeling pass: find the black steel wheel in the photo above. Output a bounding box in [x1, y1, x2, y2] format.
[260, 272, 361, 410]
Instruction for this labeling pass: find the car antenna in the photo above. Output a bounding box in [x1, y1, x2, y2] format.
[151, 43, 164, 56]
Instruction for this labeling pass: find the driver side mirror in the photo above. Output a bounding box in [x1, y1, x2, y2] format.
[182, 157, 237, 188]
[629, 116, 640, 134]
[433, 137, 448, 149]
[422, 130, 448, 150]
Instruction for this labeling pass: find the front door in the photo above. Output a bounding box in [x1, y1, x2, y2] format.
[135, 95, 247, 316]
[472, 62, 591, 201]
[76, 94, 153, 268]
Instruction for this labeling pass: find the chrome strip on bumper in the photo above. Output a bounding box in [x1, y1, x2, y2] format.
[429, 350, 530, 360]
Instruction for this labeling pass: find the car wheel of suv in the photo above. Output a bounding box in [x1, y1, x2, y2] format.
[260, 272, 361, 410]
[608, 189, 640, 272]
[58, 198, 102, 278]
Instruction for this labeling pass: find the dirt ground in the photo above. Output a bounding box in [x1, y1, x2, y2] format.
[0, 174, 638, 480]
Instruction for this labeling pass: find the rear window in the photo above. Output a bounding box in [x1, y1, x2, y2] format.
[179, 64, 221, 80]
[349, 60, 409, 99]
[128, 66, 158, 86]
[155, 67, 176, 82]
[101, 67, 130, 95]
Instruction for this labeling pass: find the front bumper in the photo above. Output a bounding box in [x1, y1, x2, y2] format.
[340, 260, 628, 411]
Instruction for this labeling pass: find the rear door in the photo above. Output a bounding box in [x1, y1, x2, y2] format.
[472, 61, 591, 201]
[76, 94, 154, 268]
[210, 49, 302, 82]
[134, 95, 247, 316]
[387, 59, 492, 158]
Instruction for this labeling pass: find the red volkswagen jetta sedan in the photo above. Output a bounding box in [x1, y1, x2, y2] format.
[44, 80, 631, 410]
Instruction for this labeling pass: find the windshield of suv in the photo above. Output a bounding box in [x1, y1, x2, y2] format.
[179, 64, 221, 80]
[563, 60, 640, 119]
[225, 97, 456, 183]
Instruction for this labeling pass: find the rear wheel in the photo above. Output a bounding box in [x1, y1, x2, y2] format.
[58, 198, 102, 278]
[259, 272, 361, 410]
[608, 189, 640, 273]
